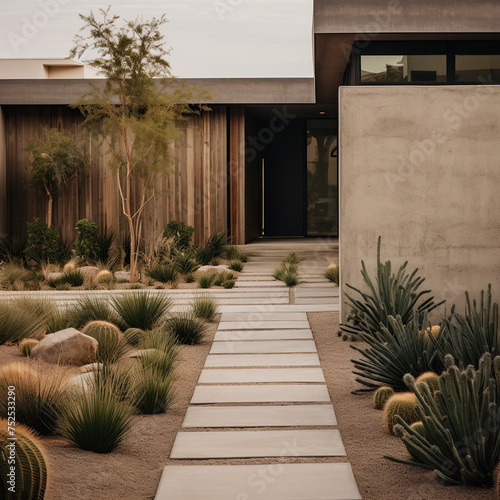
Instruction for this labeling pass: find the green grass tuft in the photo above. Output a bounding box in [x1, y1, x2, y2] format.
[192, 292, 218, 322]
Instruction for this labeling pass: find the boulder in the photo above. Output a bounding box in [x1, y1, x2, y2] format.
[31, 328, 98, 366]
[80, 362, 104, 373]
[114, 271, 131, 282]
[79, 266, 101, 278]
[66, 372, 96, 395]
[197, 265, 229, 273]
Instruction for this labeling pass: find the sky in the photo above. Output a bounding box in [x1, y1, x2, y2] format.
[0, 0, 314, 78]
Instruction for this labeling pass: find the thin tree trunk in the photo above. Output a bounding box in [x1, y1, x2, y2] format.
[47, 195, 53, 227]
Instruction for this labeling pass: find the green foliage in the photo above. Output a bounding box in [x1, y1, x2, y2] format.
[0, 420, 48, 500]
[324, 265, 339, 285]
[274, 254, 299, 287]
[197, 272, 216, 289]
[61, 269, 85, 287]
[387, 353, 500, 487]
[0, 301, 46, 345]
[373, 386, 394, 410]
[146, 263, 178, 284]
[0, 363, 66, 435]
[284, 252, 298, 265]
[24, 218, 64, 264]
[111, 291, 172, 330]
[60, 382, 133, 454]
[124, 327, 144, 346]
[0, 235, 28, 265]
[131, 365, 175, 414]
[351, 314, 441, 392]
[74, 219, 100, 262]
[222, 279, 236, 289]
[340, 236, 444, 340]
[184, 272, 195, 283]
[163, 221, 194, 250]
[174, 250, 199, 274]
[81, 321, 127, 364]
[435, 284, 499, 369]
[228, 260, 243, 272]
[213, 270, 234, 287]
[137, 328, 178, 378]
[69, 296, 123, 329]
[192, 292, 218, 322]
[19, 338, 40, 357]
[225, 245, 244, 261]
[166, 312, 206, 345]
[96, 227, 115, 262]
[196, 231, 228, 265]
[383, 393, 420, 434]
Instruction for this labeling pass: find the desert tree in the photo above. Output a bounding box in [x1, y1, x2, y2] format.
[26, 128, 86, 226]
[70, 7, 210, 282]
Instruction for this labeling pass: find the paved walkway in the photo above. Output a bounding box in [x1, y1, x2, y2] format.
[155, 247, 360, 500]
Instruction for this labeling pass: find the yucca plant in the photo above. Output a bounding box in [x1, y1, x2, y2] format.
[81, 321, 127, 364]
[192, 292, 218, 322]
[111, 291, 172, 330]
[351, 314, 442, 392]
[196, 231, 228, 265]
[60, 383, 133, 454]
[69, 296, 123, 329]
[166, 312, 206, 345]
[197, 272, 216, 289]
[96, 227, 115, 262]
[434, 285, 499, 369]
[387, 353, 500, 487]
[0, 420, 48, 500]
[146, 263, 178, 284]
[0, 302, 46, 345]
[174, 251, 199, 274]
[0, 362, 67, 434]
[340, 236, 444, 340]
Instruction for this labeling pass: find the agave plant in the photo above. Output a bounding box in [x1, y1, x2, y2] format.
[387, 352, 500, 487]
[351, 313, 441, 392]
[341, 236, 444, 340]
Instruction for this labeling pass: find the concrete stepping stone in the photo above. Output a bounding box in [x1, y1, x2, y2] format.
[220, 312, 307, 322]
[198, 368, 325, 384]
[219, 304, 339, 312]
[204, 353, 320, 367]
[214, 329, 313, 341]
[218, 321, 310, 330]
[170, 429, 345, 459]
[210, 340, 317, 354]
[235, 281, 287, 287]
[295, 297, 338, 305]
[182, 404, 337, 427]
[191, 384, 330, 404]
[295, 288, 339, 297]
[155, 463, 361, 500]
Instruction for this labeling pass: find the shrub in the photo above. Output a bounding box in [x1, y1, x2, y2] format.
[196, 231, 228, 265]
[351, 314, 441, 393]
[174, 250, 199, 274]
[435, 284, 499, 369]
[146, 263, 178, 284]
[383, 393, 420, 434]
[387, 353, 500, 486]
[228, 260, 243, 272]
[0, 235, 27, 264]
[324, 264, 339, 285]
[60, 383, 133, 453]
[222, 279, 236, 289]
[19, 338, 40, 357]
[340, 236, 444, 341]
[192, 292, 218, 322]
[197, 272, 216, 289]
[96, 227, 115, 262]
[373, 386, 394, 410]
[131, 365, 175, 414]
[166, 312, 206, 345]
[0, 363, 66, 434]
[0, 420, 48, 500]
[69, 296, 122, 329]
[0, 302, 46, 345]
[0, 263, 38, 291]
[97, 269, 114, 284]
[111, 291, 172, 330]
[81, 321, 127, 364]
[124, 327, 145, 346]
[61, 269, 84, 287]
[24, 218, 64, 264]
[163, 220, 194, 250]
[74, 219, 100, 262]
[213, 270, 234, 287]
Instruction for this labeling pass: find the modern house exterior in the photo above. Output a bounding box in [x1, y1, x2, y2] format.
[1, 0, 499, 315]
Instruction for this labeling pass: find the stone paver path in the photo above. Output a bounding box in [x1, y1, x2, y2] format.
[155, 269, 360, 499]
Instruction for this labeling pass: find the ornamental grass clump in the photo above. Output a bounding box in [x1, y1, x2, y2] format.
[324, 264, 339, 285]
[166, 312, 206, 345]
[387, 353, 500, 487]
[228, 260, 243, 272]
[131, 364, 175, 415]
[0, 302, 46, 345]
[0, 419, 49, 500]
[146, 263, 178, 284]
[196, 231, 228, 266]
[70, 296, 122, 329]
[274, 253, 299, 287]
[137, 328, 178, 378]
[81, 320, 127, 364]
[0, 362, 67, 435]
[111, 291, 172, 330]
[124, 327, 145, 346]
[197, 272, 216, 289]
[340, 236, 444, 341]
[192, 292, 218, 322]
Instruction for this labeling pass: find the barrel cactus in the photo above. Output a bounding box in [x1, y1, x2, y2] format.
[373, 386, 394, 410]
[18, 338, 40, 357]
[124, 328, 144, 346]
[97, 270, 114, 284]
[383, 393, 420, 434]
[0, 419, 48, 499]
[82, 320, 126, 363]
[415, 371, 439, 393]
[387, 353, 500, 486]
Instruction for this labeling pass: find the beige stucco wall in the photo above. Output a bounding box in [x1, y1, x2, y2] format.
[339, 85, 500, 320]
[0, 106, 6, 238]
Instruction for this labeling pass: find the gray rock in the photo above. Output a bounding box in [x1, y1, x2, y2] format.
[80, 362, 103, 373]
[114, 271, 131, 282]
[31, 328, 98, 366]
[197, 265, 229, 273]
[66, 372, 96, 394]
[79, 266, 101, 278]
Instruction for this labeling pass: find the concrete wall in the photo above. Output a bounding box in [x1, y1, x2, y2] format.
[0, 106, 6, 238]
[315, 0, 500, 33]
[339, 85, 500, 320]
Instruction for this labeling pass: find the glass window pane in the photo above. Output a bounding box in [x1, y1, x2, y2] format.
[361, 55, 447, 83]
[455, 55, 500, 83]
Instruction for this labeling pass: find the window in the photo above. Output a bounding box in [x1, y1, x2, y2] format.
[455, 55, 500, 83]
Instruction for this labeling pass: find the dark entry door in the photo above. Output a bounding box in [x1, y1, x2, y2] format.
[262, 121, 305, 237]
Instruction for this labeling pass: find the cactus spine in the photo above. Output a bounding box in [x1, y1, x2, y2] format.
[383, 393, 419, 434]
[373, 386, 394, 410]
[82, 320, 125, 363]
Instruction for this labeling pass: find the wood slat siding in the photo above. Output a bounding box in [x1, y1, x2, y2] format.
[3, 105, 228, 247]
